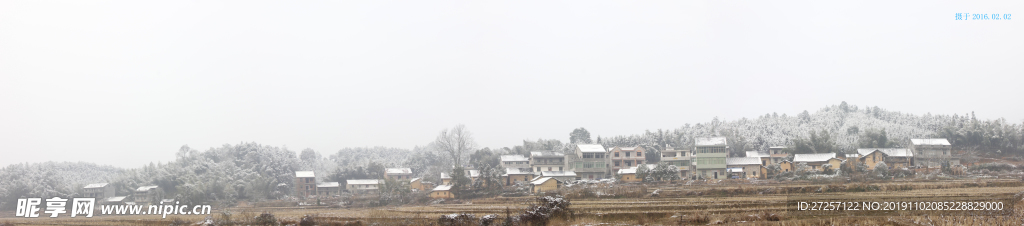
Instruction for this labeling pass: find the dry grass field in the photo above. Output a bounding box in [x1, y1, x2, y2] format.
[2, 179, 1023, 225]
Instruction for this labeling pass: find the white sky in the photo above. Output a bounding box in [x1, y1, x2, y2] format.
[1, 1, 1021, 168]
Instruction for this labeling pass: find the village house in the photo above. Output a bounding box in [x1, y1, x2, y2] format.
[316, 182, 341, 196]
[409, 178, 433, 191]
[530, 177, 560, 193]
[779, 160, 794, 173]
[346, 179, 382, 193]
[857, 148, 914, 170]
[539, 171, 577, 183]
[694, 137, 728, 179]
[616, 167, 641, 182]
[385, 168, 411, 181]
[295, 171, 316, 198]
[83, 183, 115, 200]
[441, 173, 452, 185]
[792, 153, 838, 171]
[500, 155, 531, 169]
[430, 185, 454, 199]
[609, 146, 646, 175]
[726, 157, 763, 179]
[385, 168, 413, 181]
[466, 169, 480, 183]
[745, 151, 771, 166]
[660, 145, 692, 178]
[910, 138, 956, 168]
[768, 146, 789, 164]
[503, 168, 535, 186]
[570, 144, 608, 180]
[133, 185, 159, 204]
[530, 151, 566, 172]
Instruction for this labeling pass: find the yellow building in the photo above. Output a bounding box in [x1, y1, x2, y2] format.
[726, 157, 763, 179]
[779, 161, 794, 173]
[857, 148, 914, 170]
[441, 173, 452, 185]
[616, 168, 641, 182]
[530, 177, 559, 193]
[430, 185, 454, 199]
[503, 168, 534, 186]
[410, 178, 433, 191]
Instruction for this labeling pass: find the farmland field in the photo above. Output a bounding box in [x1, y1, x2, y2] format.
[3, 179, 1023, 225]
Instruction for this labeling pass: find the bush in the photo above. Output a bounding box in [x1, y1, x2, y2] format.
[438, 213, 476, 226]
[254, 212, 279, 226]
[300, 214, 316, 226]
[479, 214, 498, 226]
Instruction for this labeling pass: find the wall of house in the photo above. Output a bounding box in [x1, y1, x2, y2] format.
[505, 174, 533, 185]
[619, 173, 640, 182]
[430, 190, 454, 199]
[532, 180, 558, 193]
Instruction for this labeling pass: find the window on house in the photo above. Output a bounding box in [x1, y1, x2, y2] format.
[615, 152, 619, 157]
[625, 152, 630, 157]
[637, 160, 643, 165]
[637, 152, 642, 157]
[559, 167, 562, 171]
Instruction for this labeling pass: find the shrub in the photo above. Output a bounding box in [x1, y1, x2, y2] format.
[300, 214, 316, 226]
[438, 213, 476, 226]
[254, 212, 279, 226]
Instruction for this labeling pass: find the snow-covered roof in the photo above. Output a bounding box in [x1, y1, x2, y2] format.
[84, 183, 108, 189]
[317, 182, 340, 188]
[769, 146, 787, 149]
[433, 184, 452, 191]
[531, 151, 565, 158]
[911, 138, 951, 146]
[857, 148, 913, 157]
[161, 199, 174, 203]
[793, 153, 837, 163]
[727, 167, 744, 173]
[727, 157, 762, 165]
[696, 137, 728, 146]
[745, 151, 768, 158]
[467, 170, 480, 178]
[440, 173, 451, 179]
[540, 171, 577, 177]
[505, 168, 532, 175]
[385, 168, 412, 175]
[106, 196, 127, 202]
[576, 144, 606, 153]
[500, 155, 529, 162]
[411, 178, 421, 183]
[295, 171, 315, 178]
[346, 179, 382, 185]
[531, 177, 555, 185]
[135, 185, 158, 192]
[615, 147, 641, 151]
[617, 168, 636, 174]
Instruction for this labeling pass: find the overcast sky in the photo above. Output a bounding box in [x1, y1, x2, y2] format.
[1, 1, 1021, 168]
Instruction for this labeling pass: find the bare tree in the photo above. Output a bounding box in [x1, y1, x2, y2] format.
[435, 124, 477, 167]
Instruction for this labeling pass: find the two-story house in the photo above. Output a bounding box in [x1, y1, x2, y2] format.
[910, 138, 956, 168]
[660, 145, 692, 178]
[385, 168, 413, 181]
[500, 155, 531, 169]
[83, 183, 115, 200]
[530, 151, 566, 172]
